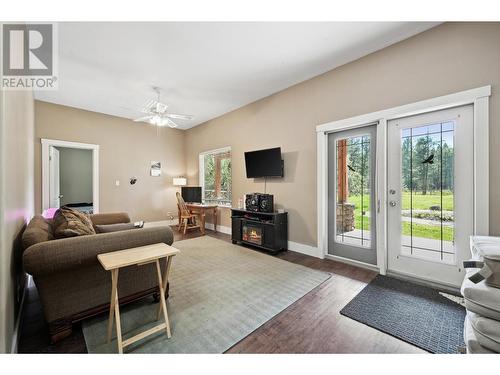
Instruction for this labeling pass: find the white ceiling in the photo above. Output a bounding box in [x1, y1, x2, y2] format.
[36, 22, 439, 129]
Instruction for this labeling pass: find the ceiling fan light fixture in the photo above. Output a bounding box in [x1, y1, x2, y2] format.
[134, 88, 193, 129]
[148, 116, 158, 125]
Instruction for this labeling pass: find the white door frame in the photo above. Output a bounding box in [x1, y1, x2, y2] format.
[48, 146, 60, 208]
[316, 85, 490, 275]
[41, 138, 100, 213]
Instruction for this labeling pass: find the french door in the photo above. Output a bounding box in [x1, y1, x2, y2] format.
[387, 105, 474, 287]
[328, 125, 377, 265]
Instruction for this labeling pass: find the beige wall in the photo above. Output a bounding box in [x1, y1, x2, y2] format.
[35, 101, 186, 222]
[0, 89, 35, 352]
[186, 22, 500, 246]
[58, 147, 93, 206]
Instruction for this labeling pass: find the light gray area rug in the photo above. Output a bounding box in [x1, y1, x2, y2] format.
[82, 236, 330, 353]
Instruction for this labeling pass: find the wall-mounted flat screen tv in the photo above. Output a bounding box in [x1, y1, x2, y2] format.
[244, 147, 284, 178]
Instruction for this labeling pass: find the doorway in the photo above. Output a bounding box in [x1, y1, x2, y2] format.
[49, 146, 94, 213]
[41, 139, 99, 214]
[328, 125, 377, 265]
[387, 105, 474, 286]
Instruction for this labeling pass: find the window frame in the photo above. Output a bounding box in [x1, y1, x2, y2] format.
[199, 146, 232, 207]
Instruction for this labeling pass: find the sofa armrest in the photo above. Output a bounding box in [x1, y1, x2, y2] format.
[89, 212, 130, 226]
[23, 226, 173, 277]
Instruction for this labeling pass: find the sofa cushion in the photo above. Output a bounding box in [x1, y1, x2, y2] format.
[95, 223, 136, 233]
[53, 206, 96, 239]
[468, 311, 500, 352]
[89, 212, 131, 226]
[464, 315, 496, 354]
[469, 236, 500, 288]
[461, 276, 500, 320]
[22, 215, 54, 249]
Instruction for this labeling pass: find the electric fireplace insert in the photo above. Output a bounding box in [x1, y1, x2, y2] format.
[242, 224, 263, 245]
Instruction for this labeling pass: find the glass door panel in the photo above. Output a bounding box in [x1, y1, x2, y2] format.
[335, 135, 372, 248]
[387, 105, 473, 287]
[328, 125, 377, 265]
[400, 122, 455, 263]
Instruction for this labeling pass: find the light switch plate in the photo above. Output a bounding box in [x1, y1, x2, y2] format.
[115, 180, 120, 186]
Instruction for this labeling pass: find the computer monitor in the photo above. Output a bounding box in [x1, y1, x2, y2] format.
[181, 186, 202, 203]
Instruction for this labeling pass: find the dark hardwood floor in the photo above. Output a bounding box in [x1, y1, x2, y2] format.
[18, 228, 424, 354]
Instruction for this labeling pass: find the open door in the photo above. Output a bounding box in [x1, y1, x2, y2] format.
[328, 125, 377, 265]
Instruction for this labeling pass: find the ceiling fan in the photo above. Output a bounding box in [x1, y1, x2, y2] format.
[134, 87, 193, 128]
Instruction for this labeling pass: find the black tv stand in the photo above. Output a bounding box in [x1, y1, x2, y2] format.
[231, 208, 288, 254]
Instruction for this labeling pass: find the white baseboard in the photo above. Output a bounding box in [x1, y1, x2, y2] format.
[147, 219, 232, 235]
[144, 219, 177, 228]
[173, 219, 323, 259]
[201, 224, 323, 259]
[204, 222, 232, 235]
[287, 241, 322, 258]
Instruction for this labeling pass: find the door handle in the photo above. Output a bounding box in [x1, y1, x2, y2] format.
[389, 200, 397, 207]
[58, 194, 64, 198]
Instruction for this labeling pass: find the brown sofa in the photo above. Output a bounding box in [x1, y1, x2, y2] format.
[22, 212, 174, 342]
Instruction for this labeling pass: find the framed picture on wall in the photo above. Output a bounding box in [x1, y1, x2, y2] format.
[150, 161, 161, 177]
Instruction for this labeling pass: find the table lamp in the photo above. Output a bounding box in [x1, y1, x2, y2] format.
[173, 177, 187, 186]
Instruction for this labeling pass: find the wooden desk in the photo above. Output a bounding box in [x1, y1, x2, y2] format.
[177, 203, 218, 235]
[97, 243, 180, 354]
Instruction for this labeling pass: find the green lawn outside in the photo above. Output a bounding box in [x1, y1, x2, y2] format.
[347, 194, 370, 231]
[348, 191, 453, 211]
[345, 191, 454, 241]
[401, 191, 454, 211]
[402, 222, 453, 241]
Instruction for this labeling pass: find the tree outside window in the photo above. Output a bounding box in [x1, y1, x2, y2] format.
[202, 149, 231, 206]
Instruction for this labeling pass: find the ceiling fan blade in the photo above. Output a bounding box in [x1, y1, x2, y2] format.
[143, 99, 156, 111]
[165, 113, 194, 120]
[134, 116, 153, 122]
[167, 119, 179, 128]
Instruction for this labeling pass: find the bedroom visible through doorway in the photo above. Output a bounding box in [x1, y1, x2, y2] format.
[49, 146, 93, 213]
[41, 139, 100, 215]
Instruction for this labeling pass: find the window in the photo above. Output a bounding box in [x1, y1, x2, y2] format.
[199, 147, 232, 206]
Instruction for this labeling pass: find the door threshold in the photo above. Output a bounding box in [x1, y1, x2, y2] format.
[386, 270, 461, 295]
[325, 254, 379, 272]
